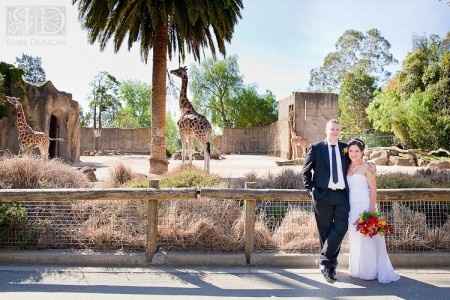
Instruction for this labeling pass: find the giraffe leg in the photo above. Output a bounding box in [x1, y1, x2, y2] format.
[188, 142, 193, 165]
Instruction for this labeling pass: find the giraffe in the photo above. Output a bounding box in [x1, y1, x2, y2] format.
[5, 96, 62, 159]
[170, 66, 212, 173]
[288, 106, 308, 160]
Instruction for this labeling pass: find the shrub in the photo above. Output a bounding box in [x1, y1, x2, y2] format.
[160, 165, 221, 188]
[243, 169, 304, 189]
[376, 172, 450, 188]
[109, 163, 134, 187]
[0, 156, 89, 188]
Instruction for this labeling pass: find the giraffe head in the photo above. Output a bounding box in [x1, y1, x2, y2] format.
[5, 96, 21, 109]
[170, 66, 188, 79]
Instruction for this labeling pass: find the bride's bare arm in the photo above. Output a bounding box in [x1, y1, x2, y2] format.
[365, 163, 377, 211]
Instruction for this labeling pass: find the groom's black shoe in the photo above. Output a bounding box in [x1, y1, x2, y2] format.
[329, 267, 337, 282]
[320, 265, 336, 284]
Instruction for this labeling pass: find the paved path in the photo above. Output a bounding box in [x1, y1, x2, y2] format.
[76, 154, 421, 182]
[0, 266, 448, 299]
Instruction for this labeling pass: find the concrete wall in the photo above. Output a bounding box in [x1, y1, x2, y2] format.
[295, 92, 338, 144]
[218, 122, 280, 155]
[80, 128, 151, 154]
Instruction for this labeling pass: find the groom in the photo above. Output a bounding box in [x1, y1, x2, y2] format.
[302, 119, 350, 283]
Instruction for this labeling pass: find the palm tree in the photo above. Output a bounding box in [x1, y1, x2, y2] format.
[72, 0, 243, 174]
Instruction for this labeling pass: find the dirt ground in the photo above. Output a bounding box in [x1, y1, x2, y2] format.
[75, 154, 420, 182]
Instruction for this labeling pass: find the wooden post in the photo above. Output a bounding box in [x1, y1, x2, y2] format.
[244, 181, 257, 264]
[146, 179, 160, 261]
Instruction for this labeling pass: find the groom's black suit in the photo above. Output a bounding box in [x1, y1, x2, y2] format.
[302, 140, 350, 270]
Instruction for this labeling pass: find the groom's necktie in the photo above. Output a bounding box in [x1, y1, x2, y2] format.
[331, 145, 338, 183]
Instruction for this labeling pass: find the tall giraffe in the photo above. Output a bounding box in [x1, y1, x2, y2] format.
[5, 96, 61, 159]
[170, 67, 212, 173]
[288, 106, 308, 160]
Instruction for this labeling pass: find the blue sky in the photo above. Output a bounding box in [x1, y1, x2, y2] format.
[1, 0, 449, 114]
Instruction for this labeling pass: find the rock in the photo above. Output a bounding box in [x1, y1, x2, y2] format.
[78, 166, 97, 182]
[418, 158, 431, 167]
[370, 150, 389, 160]
[427, 160, 450, 170]
[89, 151, 95, 156]
[428, 148, 450, 157]
[369, 156, 389, 166]
[389, 156, 416, 166]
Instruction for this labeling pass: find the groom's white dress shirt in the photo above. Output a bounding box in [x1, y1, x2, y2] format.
[326, 140, 346, 190]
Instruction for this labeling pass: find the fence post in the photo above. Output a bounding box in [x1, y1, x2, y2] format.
[146, 179, 160, 261]
[244, 181, 257, 264]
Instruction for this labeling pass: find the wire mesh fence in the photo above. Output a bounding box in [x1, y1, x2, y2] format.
[0, 191, 449, 253]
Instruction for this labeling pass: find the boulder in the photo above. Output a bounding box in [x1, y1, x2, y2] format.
[78, 166, 97, 182]
[389, 156, 416, 166]
[369, 150, 389, 165]
[369, 156, 389, 166]
[418, 158, 431, 167]
[427, 160, 450, 170]
[428, 148, 450, 157]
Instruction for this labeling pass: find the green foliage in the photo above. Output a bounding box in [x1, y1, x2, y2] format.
[309, 28, 397, 92]
[339, 67, 377, 135]
[72, 0, 243, 63]
[191, 56, 277, 128]
[191, 55, 243, 127]
[159, 165, 221, 188]
[114, 80, 151, 128]
[165, 113, 179, 156]
[15, 54, 46, 84]
[367, 32, 450, 149]
[0, 203, 27, 228]
[88, 71, 121, 129]
[230, 87, 278, 128]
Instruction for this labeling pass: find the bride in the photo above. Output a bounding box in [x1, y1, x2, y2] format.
[346, 138, 400, 283]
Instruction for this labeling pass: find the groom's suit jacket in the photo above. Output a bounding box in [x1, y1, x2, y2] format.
[302, 140, 350, 195]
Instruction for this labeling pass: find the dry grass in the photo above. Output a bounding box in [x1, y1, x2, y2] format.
[0, 156, 89, 188]
[272, 208, 320, 251]
[159, 165, 221, 188]
[108, 163, 135, 187]
[243, 169, 304, 189]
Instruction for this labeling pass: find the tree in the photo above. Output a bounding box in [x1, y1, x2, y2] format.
[309, 29, 397, 92]
[0, 73, 5, 118]
[73, 0, 243, 174]
[15, 54, 46, 84]
[338, 67, 377, 135]
[114, 80, 151, 128]
[191, 56, 243, 127]
[87, 72, 121, 151]
[367, 33, 450, 149]
[229, 87, 277, 128]
[79, 108, 92, 127]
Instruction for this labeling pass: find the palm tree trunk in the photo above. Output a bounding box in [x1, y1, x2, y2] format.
[149, 21, 169, 174]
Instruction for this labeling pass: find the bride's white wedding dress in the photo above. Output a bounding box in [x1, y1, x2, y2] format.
[347, 173, 400, 283]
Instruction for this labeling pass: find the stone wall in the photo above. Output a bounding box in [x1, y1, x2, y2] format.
[217, 122, 280, 155]
[80, 128, 150, 154]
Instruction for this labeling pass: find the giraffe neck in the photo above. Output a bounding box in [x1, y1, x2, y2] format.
[179, 75, 194, 113]
[15, 103, 32, 138]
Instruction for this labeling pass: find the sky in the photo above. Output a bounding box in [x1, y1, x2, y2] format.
[0, 0, 449, 115]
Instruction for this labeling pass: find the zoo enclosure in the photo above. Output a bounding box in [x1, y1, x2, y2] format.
[0, 187, 449, 264]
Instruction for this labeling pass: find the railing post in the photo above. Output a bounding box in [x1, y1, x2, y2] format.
[146, 179, 160, 261]
[244, 181, 257, 265]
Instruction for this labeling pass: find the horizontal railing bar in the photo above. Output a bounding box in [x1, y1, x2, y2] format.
[0, 188, 449, 202]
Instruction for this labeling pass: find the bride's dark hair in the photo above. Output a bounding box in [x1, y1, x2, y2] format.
[348, 138, 365, 152]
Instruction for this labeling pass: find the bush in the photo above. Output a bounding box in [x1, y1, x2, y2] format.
[377, 172, 450, 188]
[160, 165, 221, 188]
[243, 169, 304, 189]
[0, 156, 89, 188]
[109, 163, 134, 187]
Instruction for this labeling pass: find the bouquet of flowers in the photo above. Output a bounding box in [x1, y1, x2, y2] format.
[355, 211, 392, 237]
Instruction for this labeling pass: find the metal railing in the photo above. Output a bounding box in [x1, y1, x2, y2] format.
[0, 186, 449, 263]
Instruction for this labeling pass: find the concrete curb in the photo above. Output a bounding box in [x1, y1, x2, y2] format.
[0, 250, 448, 268]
